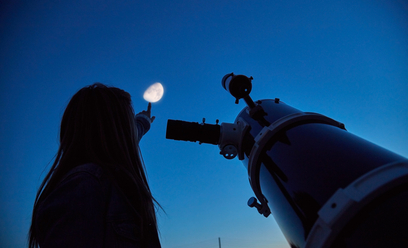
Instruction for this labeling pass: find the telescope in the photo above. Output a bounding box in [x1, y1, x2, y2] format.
[166, 73, 408, 248]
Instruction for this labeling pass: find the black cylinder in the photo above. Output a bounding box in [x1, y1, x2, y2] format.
[221, 73, 252, 100]
[237, 99, 408, 248]
[166, 119, 220, 145]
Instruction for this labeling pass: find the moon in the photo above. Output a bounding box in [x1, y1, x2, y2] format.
[143, 82, 164, 103]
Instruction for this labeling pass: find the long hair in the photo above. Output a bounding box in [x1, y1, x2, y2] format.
[29, 83, 158, 247]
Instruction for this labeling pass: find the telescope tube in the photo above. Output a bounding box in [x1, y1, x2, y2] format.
[238, 99, 408, 248]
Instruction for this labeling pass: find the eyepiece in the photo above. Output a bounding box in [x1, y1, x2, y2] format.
[166, 119, 220, 145]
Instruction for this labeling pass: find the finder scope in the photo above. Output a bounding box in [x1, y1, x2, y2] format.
[166, 73, 408, 248]
[222, 73, 252, 101]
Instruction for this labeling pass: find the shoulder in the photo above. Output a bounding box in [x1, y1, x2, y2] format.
[55, 163, 112, 197]
[37, 163, 112, 213]
[42, 163, 111, 204]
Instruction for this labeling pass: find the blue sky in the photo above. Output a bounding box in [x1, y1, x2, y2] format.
[1, 0, 407, 247]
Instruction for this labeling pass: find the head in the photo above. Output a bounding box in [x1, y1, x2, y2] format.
[59, 83, 138, 169]
[29, 83, 157, 247]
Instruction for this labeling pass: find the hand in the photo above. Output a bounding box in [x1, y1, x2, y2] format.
[139, 102, 156, 123]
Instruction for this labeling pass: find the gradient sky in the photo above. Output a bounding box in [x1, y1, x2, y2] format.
[1, 0, 407, 247]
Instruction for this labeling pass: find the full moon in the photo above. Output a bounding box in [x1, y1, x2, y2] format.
[143, 82, 164, 103]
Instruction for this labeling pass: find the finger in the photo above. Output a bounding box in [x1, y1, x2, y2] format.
[151, 116, 156, 123]
[147, 102, 152, 113]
